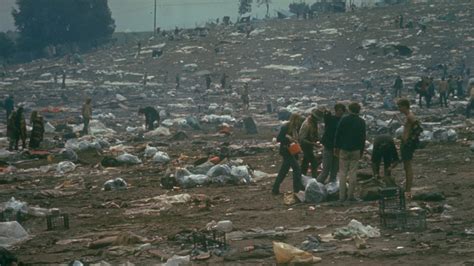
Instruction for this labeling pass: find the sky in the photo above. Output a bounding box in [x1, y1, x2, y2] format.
[0, 0, 296, 33]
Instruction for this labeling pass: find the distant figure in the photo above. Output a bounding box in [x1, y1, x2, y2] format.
[61, 71, 66, 89]
[398, 14, 404, 29]
[426, 77, 435, 108]
[456, 76, 464, 97]
[448, 75, 457, 98]
[143, 72, 148, 87]
[175, 73, 180, 89]
[4, 95, 14, 122]
[205, 74, 211, 90]
[220, 73, 227, 89]
[438, 77, 449, 107]
[241, 83, 250, 111]
[138, 106, 160, 131]
[136, 41, 142, 57]
[82, 98, 92, 135]
[466, 83, 474, 118]
[372, 134, 399, 186]
[29, 111, 45, 149]
[7, 107, 27, 150]
[393, 75, 403, 98]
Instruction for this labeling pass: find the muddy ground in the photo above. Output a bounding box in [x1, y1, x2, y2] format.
[0, 1, 474, 265]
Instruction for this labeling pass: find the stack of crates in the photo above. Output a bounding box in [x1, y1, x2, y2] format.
[378, 187, 426, 231]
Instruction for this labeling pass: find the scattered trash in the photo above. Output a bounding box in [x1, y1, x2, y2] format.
[104, 178, 128, 191]
[152, 151, 171, 164]
[0, 221, 29, 247]
[116, 153, 142, 165]
[273, 241, 321, 264]
[56, 161, 76, 174]
[333, 219, 381, 239]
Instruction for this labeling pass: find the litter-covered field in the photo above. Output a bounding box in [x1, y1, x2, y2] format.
[0, 1, 473, 265]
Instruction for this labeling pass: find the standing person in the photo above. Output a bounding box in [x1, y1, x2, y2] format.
[397, 98, 422, 199]
[466, 83, 474, 118]
[317, 103, 346, 184]
[205, 74, 211, 90]
[29, 111, 45, 149]
[334, 102, 366, 202]
[456, 75, 464, 97]
[220, 73, 227, 90]
[371, 134, 399, 186]
[399, 14, 404, 29]
[138, 106, 160, 131]
[393, 75, 403, 98]
[175, 73, 180, 90]
[7, 107, 27, 150]
[61, 71, 66, 89]
[81, 98, 92, 135]
[438, 77, 449, 107]
[241, 83, 250, 111]
[426, 77, 435, 108]
[415, 77, 428, 108]
[299, 110, 320, 178]
[4, 95, 14, 122]
[448, 75, 457, 98]
[272, 113, 305, 195]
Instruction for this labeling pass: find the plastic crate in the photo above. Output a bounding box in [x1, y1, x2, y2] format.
[0, 209, 26, 223]
[46, 212, 69, 231]
[192, 230, 226, 251]
[378, 187, 405, 215]
[380, 209, 426, 231]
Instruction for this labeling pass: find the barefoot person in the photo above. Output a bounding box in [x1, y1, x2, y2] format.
[397, 98, 422, 199]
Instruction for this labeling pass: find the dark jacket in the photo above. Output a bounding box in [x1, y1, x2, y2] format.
[334, 114, 366, 152]
[321, 113, 341, 149]
[143, 107, 160, 125]
[277, 123, 291, 155]
[4, 97, 14, 112]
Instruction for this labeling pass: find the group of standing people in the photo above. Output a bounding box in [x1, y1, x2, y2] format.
[393, 74, 471, 110]
[272, 98, 421, 201]
[4, 96, 45, 150]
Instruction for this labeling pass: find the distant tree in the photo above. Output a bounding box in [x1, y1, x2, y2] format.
[257, 0, 271, 18]
[239, 0, 253, 15]
[0, 33, 15, 60]
[289, 2, 310, 18]
[12, 0, 115, 51]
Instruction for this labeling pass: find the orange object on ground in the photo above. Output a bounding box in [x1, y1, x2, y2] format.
[209, 156, 221, 164]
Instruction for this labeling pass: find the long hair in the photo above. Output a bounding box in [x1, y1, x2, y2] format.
[287, 113, 304, 136]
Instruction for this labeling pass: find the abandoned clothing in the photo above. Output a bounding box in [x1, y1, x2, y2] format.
[321, 113, 341, 149]
[335, 114, 366, 153]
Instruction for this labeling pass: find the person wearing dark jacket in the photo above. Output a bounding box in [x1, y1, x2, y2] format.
[299, 110, 321, 178]
[371, 134, 399, 186]
[29, 111, 45, 149]
[317, 103, 346, 183]
[393, 76, 403, 98]
[7, 107, 27, 150]
[272, 113, 305, 195]
[139, 106, 160, 131]
[4, 95, 14, 123]
[334, 102, 366, 201]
